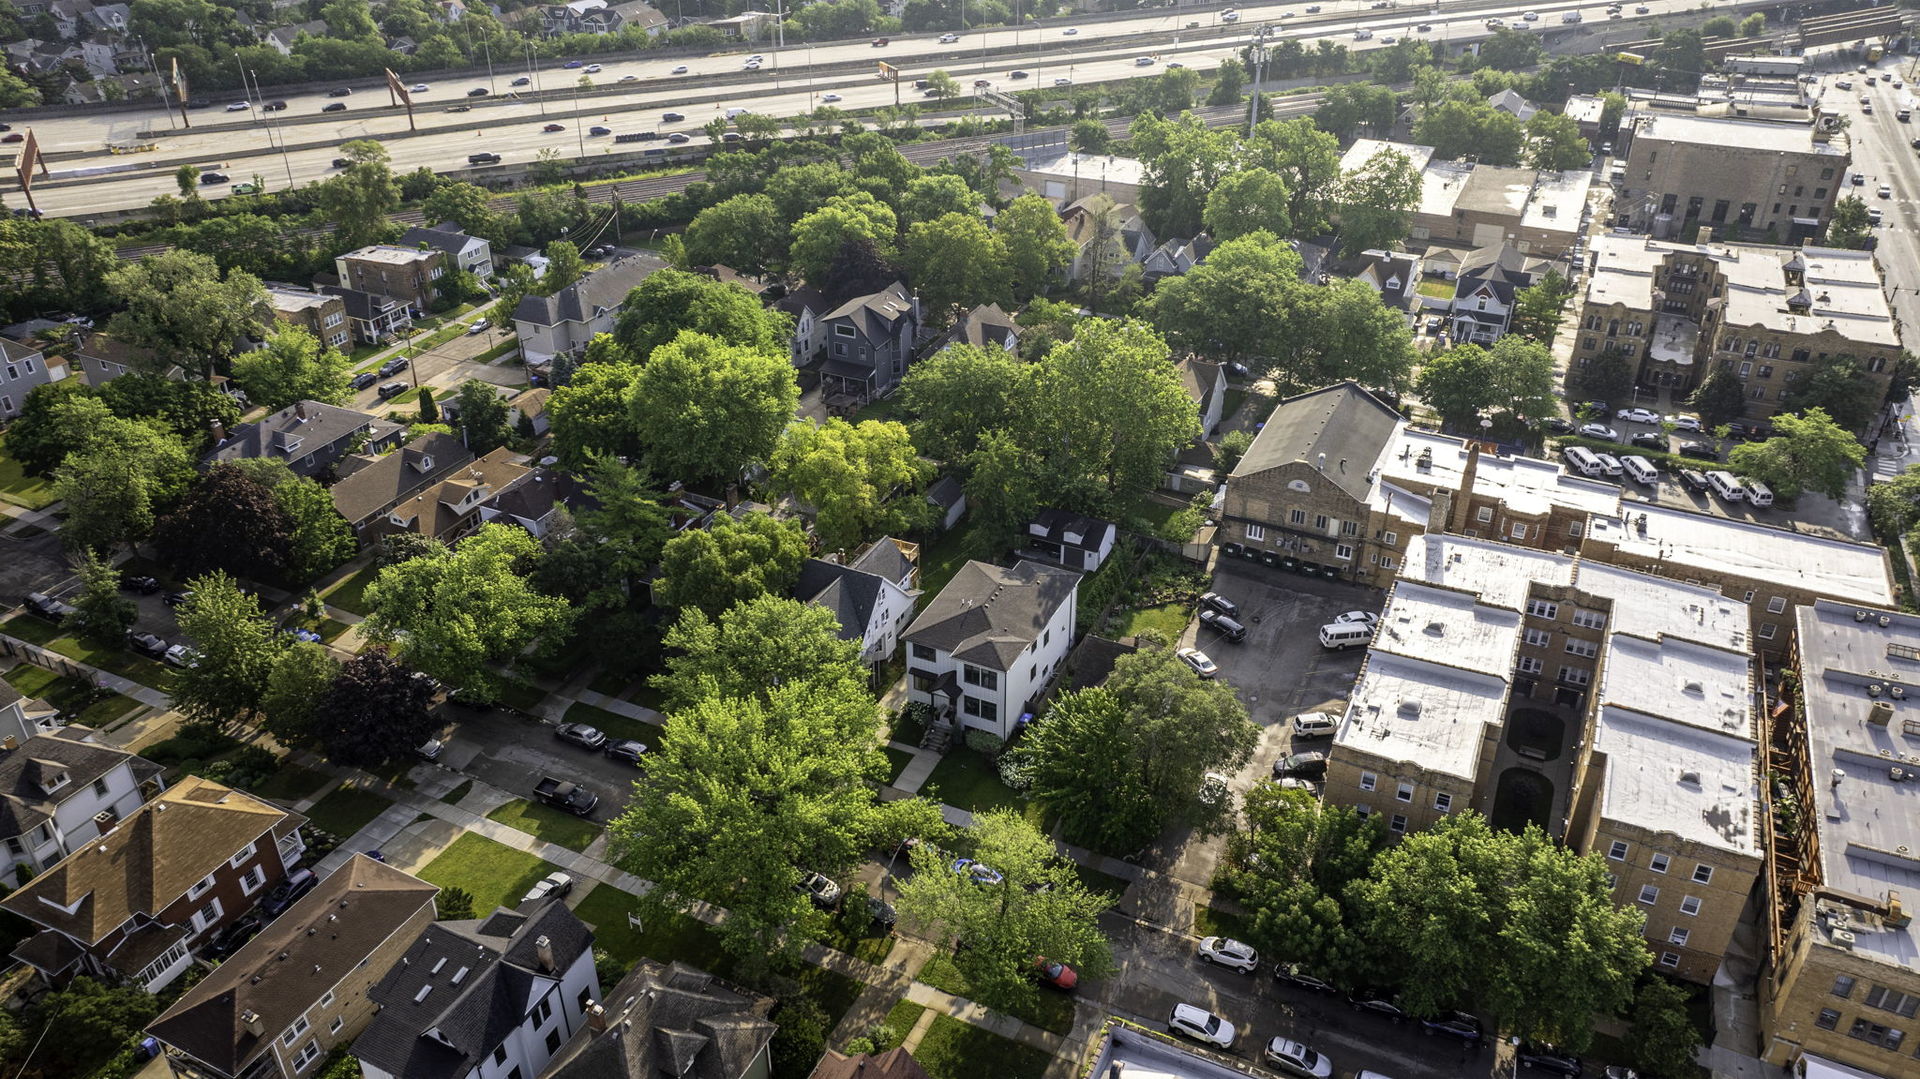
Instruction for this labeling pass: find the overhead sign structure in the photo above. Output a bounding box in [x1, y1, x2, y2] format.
[386, 68, 417, 131]
[875, 60, 901, 105]
[14, 129, 48, 213]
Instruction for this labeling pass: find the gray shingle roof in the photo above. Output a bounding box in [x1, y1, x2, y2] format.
[328, 433, 475, 526]
[795, 561, 883, 643]
[0, 735, 147, 844]
[1028, 509, 1114, 554]
[925, 476, 964, 511]
[544, 960, 776, 1079]
[205, 400, 395, 469]
[1228, 381, 1400, 502]
[399, 224, 484, 260]
[903, 560, 1078, 668]
[513, 255, 668, 329]
[823, 282, 913, 342]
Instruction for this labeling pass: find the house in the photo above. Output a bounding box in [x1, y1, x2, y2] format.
[0, 730, 162, 884]
[703, 10, 777, 38]
[508, 387, 549, 437]
[924, 475, 966, 532]
[3, 775, 306, 991]
[931, 303, 1018, 355]
[1341, 139, 1593, 258]
[70, 332, 158, 386]
[206, 400, 404, 480]
[1061, 196, 1156, 283]
[48, 0, 86, 38]
[1445, 243, 1561, 345]
[376, 447, 535, 543]
[513, 254, 668, 367]
[1564, 94, 1608, 142]
[1141, 234, 1214, 282]
[540, 0, 666, 34]
[903, 560, 1079, 740]
[322, 286, 413, 345]
[1353, 249, 1421, 321]
[399, 222, 494, 280]
[1010, 150, 1146, 208]
[794, 538, 920, 665]
[264, 19, 328, 54]
[0, 675, 64, 744]
[817, 282, 919, 404]
[1024, 509, 1116, 572]
[774, 286, 834, 366]
[811, 1048, 931, 1079]
[328, 433, 476, 543]
[145, 856, 439, 1079]
[0, 337, 67, 418]
[265, 285, 353, 351]
[478, 466, 593, 540]
[1487, 88, 1538, 122]
[335, 245, 447, 313]
[1175, 357, 1226, 437]
[544, 959, 776, 1079]
[60, 70, 160, 104]
[353, 896, 598, 1079]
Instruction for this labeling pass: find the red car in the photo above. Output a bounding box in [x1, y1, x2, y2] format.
[542, 123, 564, 132]
[0, 133, 22, 143]
[1033, 957, 1077, 990]
[872, 36, 889, 46]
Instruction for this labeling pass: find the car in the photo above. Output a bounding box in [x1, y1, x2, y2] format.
[1629, 432, 1667, 451]
[521, 871, 574, 903]
[821, 92, 842, 102]
[350, 371, 378, 390]
[671, 65, 689, 74]
[1033, 957, 1077, 989]
[1304, 4, 1320, 10]
[1054, 77, 1072, 86]
[327, 87, 352, 97]
[667, 132, 690, 143]
[1881, 183, 1894, 199]
[1199, 771, 1230, 808]
[378, 356, 410, 376]
[662, 111, 685, 121]
[721, 132, 743, 142]
[331, 156, 355, 168]
[416, 737, 443, 761]
[1135, 56, 1155, 66]
[1838, 79, 1854, 91]
[543, 122, 565, 132]
[795, 870, 842, 909]
[163, 590, 194, 608]
[1334, 610, 1378, 627]
[1167, 1003, 1236, 1049]
[1264, 1038, 1333, 1079]
[605, 738, 648, 764]
[1274, 751, 1328, 778]
[950, 858, 1004, 886]
[205, 914, 263, 959]
[1352, 27, 1371, 38]
[619, 74, 638, 82]
[1522, 8, 1538, 17]
[199, 172, 228, 185]
[1575, 400, 1611, 419]
[1416, 21, 1432, 30]
[1666, 414, 1703, 432]
[226, 100, 249, 112]
[1616, 407, 1660, 424]
[974, 78, 992, 87]
[463, 317, 491, 335]
[938, 32, 959, 42]
[1198, 608, 1246, 642]
[1199, 591, 1238, 618]
[376, 380, 408, 399]
[589, 125, 612, 136]
[1870, 206, 1885, 225]
[1062, 26, 1078, 34]
[1273, 776, 1323, 797]
[127, 632, 169, 660]
[1634, 4, 1648, 11]
[556, 722, 608, 749]
[866, 895, 898, 930]
[322, 102, 347, 112]
[24, 593, 75, 622]
[447, 104, 472, 113]
[1677, 441, 1719, 461]
[1009, 69, 1029, 79]
[872, 36, 889, 45]
[1577, 423, 1620, 441]
[744, 59, 761, 69]
[1176, 647, 1218, 679]
[1540, 417, 1575, 434]
[122, 575, 161, 595]
[1166, 60, 1185, 68]
[1678, 468, 1710, 492]
[586, 63, 604, 72]
[1485, 16, 1503, 27]
[1292, 711, 1339, 739]
[411, 83, 430, 92]
[1347, 988, 1408, 1022]
[468, 87, 489, 97]
[231, 182, 259, 194]
[0, 133, 22, 143]
[1421, 1009, 1485, 1046]
[261, 869, 318, 917]
[1197, 936, 1259, 972]
[1516, 1042, 1584, 1075]
[1274, 962, 1335, 993]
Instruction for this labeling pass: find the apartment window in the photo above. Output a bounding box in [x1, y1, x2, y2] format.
[1638, 884, 1659, 905]
[1395, 782, 1414, 803]
[1571, 609, 1606, 629]
[1509, 523, 1527, 540]
[92, 777, 109, 797]
[1379, 557, 1395, 570]
[546, 1028, 563, 1054]
[1834, 976, 1858, 999]
[1680, 896, 1702, 917]
[240, 865, 267, 895]
[1608, 840, 1629, 861]
[1433, 792, 1452, 812]
[329, 1017, 343, 1035]
[1669, 927, 1690, 947]
[1849, 1019, 1906, 1050]
[229, 841, 257, 868]
[1691, 864, 1714, 886]
[1518, 656, 1543, 675]
[961, 665, 998, 691]
[1528, 600, 1559, 620]
[292, 1042, 321, 1072]
[1559, 667, 1591, 687]
[1646, 853, 1669, 874]
[1759, 624, 1777, 641]
[1659, 952, 1680, 969]
[1758, 365, 1774, 380]
[911, 644, 936, 662]
[1359, 771, 1377, 792]
[1334, 544, 1354, 561]
[1246, 524, 1266, 542]
[282, 1016, 311, 1047]
[1524, 629, 1551, 647]
[1314, 514, 1330, 532]
[1568, 522, 1583, 539]
[1389, 814, 1407, 833]
[188, 872, 216, 900]
[1342, 521, 1359, 537]
[1288, 509, 1306, 525]
[533, 997, 555, 1026]
[1382, 531, 1398, 546]
[494, 1046, 509, 1065]
[1565, 639, 1598, 658]
[962, 697, 998, 722]
[1767, 597, 1787, 614]
[1476, 507, 1494, 523]
[1865, 986, 1920, 1018]
[1816, 1009, 1841, 1031]
[320, 990, 335, 1009]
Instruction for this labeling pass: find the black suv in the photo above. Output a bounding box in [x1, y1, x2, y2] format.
[376, 381, 409, 400]
[379, 356, 410, 377]
[1420, 1009, 1484, 1047]
[1677, 441, 1719, 461]
[350, 372, 377, 391]
[122, 575, 161, 595]
[1198, 608, 1247, 643]
[24, 592, 75, 622]
[127, 632, 169, 660]
[1517, 1042, 1583, 1076]
[1628, 432, 1667, 451]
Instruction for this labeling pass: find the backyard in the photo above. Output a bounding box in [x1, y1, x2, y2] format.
[0, 615, 173, 686]
[912, 1015, 1053, 1079]
[321, 561, 383, 617]
[0, 439, 55, 510]
[0, 662, 139, 728]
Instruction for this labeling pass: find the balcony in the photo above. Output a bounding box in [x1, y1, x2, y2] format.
[277, 829, 306, 869]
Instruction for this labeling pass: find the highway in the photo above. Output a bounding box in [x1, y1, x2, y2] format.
[1819, 56, 1920, 341]
[11, 0, 1732, 218]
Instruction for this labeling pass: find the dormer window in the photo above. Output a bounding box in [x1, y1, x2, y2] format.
[38, 771, 68, 795]
[280, 437, 303, 455]
[413, 455, 434, 473]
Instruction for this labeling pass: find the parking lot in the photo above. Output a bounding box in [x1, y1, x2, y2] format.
[426, 704, 647, 824]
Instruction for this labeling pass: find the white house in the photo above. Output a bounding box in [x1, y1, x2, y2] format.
[511, 254, 667, 367]
[1176, 357, 1226, 438]
[0, 730, 161, 883]
[399, 222, 494, 280]
[903, 560, 1079, 739]
[773, 286, 833, 366]
[1025, 510, 1117, 572]
[795, 538, 920, 666]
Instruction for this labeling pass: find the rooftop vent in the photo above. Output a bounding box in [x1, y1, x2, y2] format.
[1870, 701, 1895, 727]
[1892, 767, 1909, 782]
[1398, 700, 1422, 718]
[1870, 684, 1884, 697]
[1857, 609, 1871, 622]
[1883, 616, 1895, 627]
[1679, 770, 1700, 786]
[1683, 681, 1704, 695]
[1833, 928, 1857, 950]
[451, 966, 469, 985]
[1897, 687, 1910, 700]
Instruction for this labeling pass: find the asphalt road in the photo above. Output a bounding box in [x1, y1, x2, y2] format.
[1821, 56, 1920, 357]
[427, 703, 647, 822]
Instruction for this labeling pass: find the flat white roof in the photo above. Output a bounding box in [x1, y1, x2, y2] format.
[1339, 651, 1507, 781]
[1626, 110, 1848, 157]
[1572, 561, 1750, 652]
[1587, 503, 1893, 606]
[1397, 532, 1573, 612]
[1591, 706, 1758, 855]
[1598, 634, 1752, 738]
[1339, 137, 1436, 176]
[1520, 169, 1593, 234]
[1017, 150, 1146, 188]
[1370, 581, 1523, 674]
[1376, 429, 1623, 520]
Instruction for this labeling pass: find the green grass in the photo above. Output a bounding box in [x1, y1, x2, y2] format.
[302, 782, 394, 839]
[887, 708, 926, 747]
[1191, 903, 1250, 940]
[419, 833, 558, 914]
[475, 338, 523, 364]
[1416, 278, 1455, 300]
[912, 1015, 1052, 1079]
[588, 668, 633, 697]
[1110, 602, 1190, 645]
[880, 1000, 926, 1047]
[1221, 388, 1248, 424]
[1118, 493, 1184, 534]
[486, 797, 603, 852]
[322, 562, 383, 617]
[572, 883, 732, 970]
[853, 394, 906, 423]
[496, 679, 548, 713]
[564, 700, 656, 743]
[0, 439, 55, 510]
[0, 616, 173, 686]
[922, 749, 1025, 815]
[2, 662, 137, 727]
[249, 764, 332, 804]
[883, 746, 915, 785]
[916, 519, 999, 610]
[440, 780, 473, 804]
[915, 955, 1077, 1035]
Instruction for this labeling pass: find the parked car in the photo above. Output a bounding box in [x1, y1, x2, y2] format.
[1198, 608, 1247, 642]
[127, 632, 169, 660]
[1033, 957, 1077, 989]
[1176, 647, 1218, 678]
[521, 871, 574, 903]
[1273, 962, 1335, 993]
[1273, 751, 1328, 779]
[605, 739, 648, 764]
[1677, 441, 1720, 461]
[1629, 432, 1667, 451]
[1678, 468, 1710, 492]
[1265, 1038, 1334, 1079]
[1347, 988, 1409, 1022]
[1334, 610, 1378, 627]
[1273, 776, 1322, 797]
[866, 895, 898, 931]
[122, 575, 161, 594]
[24, 592, 75, 622]
[1616, 407, 1660, 424]
[1666, 414, 1703, 432]
[1292, 711, 1339, 739]
[1540, 417, 1575, 434]
[379, 356, 410, 376]
[1577, 423, 1620, 441]
[1167, 1003, 1236, 1049]
[1421, 1009, 1485, 1047]
[163, 644, 200, 669]
[350, 372, 378, 390]
[261, 868, 318, 917]
[205, 914, 263, 959]
[1516, 1042, 1583, 1075]
[375, 381, 408, 399]
[950, 858, 1004, 886]
[556, 722, 608, 749]
[533, 775, 599, 816]
[1197, 936, 1259, 973]
[1199, 592, 1238, 618]
[416, 738, 443, 761]
[793, 871, 841, 909]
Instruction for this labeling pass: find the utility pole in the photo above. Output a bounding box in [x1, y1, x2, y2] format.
[484, 40, 496, 96]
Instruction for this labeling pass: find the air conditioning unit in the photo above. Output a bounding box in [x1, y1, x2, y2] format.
[1833, 929, 1857, 949]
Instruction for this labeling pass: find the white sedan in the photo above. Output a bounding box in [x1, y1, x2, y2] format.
[1063, 26, 1078, 34]
[821, 92, 842, 102]
[1054, 77, 1072, 85]
[1265, 1039, 1334, 1079]
[1666, 414, 1703, 432]
[1880, 183, 1894, 199]
[938, 32, 959, 42]
[1578, 423, 1621, 441]
[226, 101, 250, 111]
[1616, 407, 1661, 424]
[1334, 611, 1379, 627]
[410, 83, 430, 92]
[1177, 648, 1218, 679]
[1169, 1004, 1236, 1049]
[1198, 936, 1259, 973]
[671, 65, 689, 74]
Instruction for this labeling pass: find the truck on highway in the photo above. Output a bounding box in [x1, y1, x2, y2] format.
[534, 776, 599, 817]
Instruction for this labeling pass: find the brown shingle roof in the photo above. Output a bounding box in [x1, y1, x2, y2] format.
[809, 1048, 933, 1079]
[328, 433, 475, 526]
[378, 447, 533, 540]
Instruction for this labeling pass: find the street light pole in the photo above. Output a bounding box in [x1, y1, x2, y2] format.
[484, 41, 496, 96]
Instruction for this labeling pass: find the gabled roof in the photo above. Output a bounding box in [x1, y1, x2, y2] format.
[353, 899, 594, 1079]
[772, 285, 833, 319]
[850, 537, 916, 586]
[1229, 382, 1401, 502]
[904, 560, 1079, 668]
[544, 960, 776, 1079]
[381, 446, 532, 538]
[513, 254, 668, 328]
[934, 304, 1017, 352]
[0, 734, 151, 844]
[1029, 509, 1115, 553]
[1175, 357, 1224, 418]
[329, 433, 475, 526]
[0, 337, 44, 364]
[795, 561, 885, 643]
[206, 400, 399, 469]
[398, 223, 487, 259]
[1487, 88, 1538, 121]
[925, 475, 965, 511]
[146, 856, 438, 1079]
[321, 285, 406, 320]
[1, 776, 303, 946]
[823, 282, 915, 341]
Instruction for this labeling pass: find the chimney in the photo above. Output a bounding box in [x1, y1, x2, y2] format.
[242, 1010, 264, 1037]
[535, 934, 556, 972]
[1450, 444, 1482, 533]
[584, 1001, 607, 1033]
[1696, 226, 1713, 246]
[1427, 490, 1453, 536]
[210, 418, 227, 443]
[294, 401, 308, 422]
[1870, 701, 1895, 727]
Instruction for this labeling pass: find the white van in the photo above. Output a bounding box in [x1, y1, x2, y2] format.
[1620, 455, 1659, 485]
[725, 106, 750, 118]
[1743, 479, 1775, 507]
[1593, 452, 1624, 478]
[1707, 470, 1746, 502]
[1561, 9, 1582, 21]
[1562, 445, 1604, 476]
[1318, 622, 1373, 650]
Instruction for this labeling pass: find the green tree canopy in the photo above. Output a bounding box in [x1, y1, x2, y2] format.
[68, 548, 136, 649]
[1414, 100, 1526, 165]
[769, 418, 933, 553]
[655, 511, 810, 620]
[654, 593, 868, 713]
[231, 325, 353, 412]
[996, 193, 1075, 303]
[451, 380, 512, 456]
[788, 192, 899, 284]
[1728, 407, 1866, 500]
[1145, 232, 1301, 369]
[260, 642, 340, 747]
[1202, 166, 1294, 242]
[317, 648, 437, 768]
[630, 331, 798, 485]
[227, 458, 358, 583]
[901, 344, 1026, 462]
[1130, 111, 1243, 239]
[1337, 147, 1422, 253]
[612, 269, 794, 359]
[152, 463, 294, 581]
[682, 194, 788, 277]
[1414, 337, 1557, 430]
[548, 355, 643, 468]
[1526, 110, 1594, 171]
[1248, 116, 1344, 236]
[1024, 319, 1200, 504]
[172, 572, 284, 725]
[1827, 195, 1873, 250]
[105, 249, 269, 378]
[901, 212, 1009, 321]
[1778, 354, 1883, 432]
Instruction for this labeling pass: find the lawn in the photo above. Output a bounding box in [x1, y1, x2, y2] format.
[1191, 902, 1250, 941]
[1221, 388, 1248, 425]
[302, 782, 394, 839]
[322, 562, 383, 617]
[0, 439, 55, 510]
[852, 394, 906, 423]
[486, 797, 603, 852]
[496, 679, 549, 714]
[564, 700, 657, 744]
[572, 883, 732, 970]
[1110, 602, 1191, 645]
[248, 764, 333, 804]
[0, 616, 172, 686]
[1117, 493, 1184, 536]
[913, 1015, 1053, 1079]
[475, 338, 523, 364]
[418, 832, 559, 913]
[883, 746, 915, 785]
[440, 780, 473, 804]
[879, 1000, 926, 1048]
[1416, 278, 1455, 300]
[921, 749, 1026, 815]
[916, 954, 1077, 1036]
[3, 662, 140, 728]
[1073, 863, 1132, 905]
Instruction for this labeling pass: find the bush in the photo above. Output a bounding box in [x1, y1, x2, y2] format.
[437, 886, 475, 920]
[593, 946, 628, 989]
[1214, 429, 1253, 472]
[963, 729, 1004, 755]
[770, 998, 832, 1078]
[997, 751, 1033, 791]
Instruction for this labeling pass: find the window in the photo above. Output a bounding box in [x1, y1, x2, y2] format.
[1680, 895, 1702, 917]
[962, 697, 998, 722]
[1571, 609, 1606, 629]
[188, 872, 216, 900]
[282, 1016, 311, 1047]
[1565, 639, 1598, 658]
[1288, 509, 1306, 525]
[1509, 523, 1527, 540]
[1760, 624, 1777, 641]
[1659, 952, 1680, 969]
[191, 898, 224, 934]
[1528, 600, 1559, 619]
[1309, 514, 1328, 533]
[910, 643, 936, 662]
[1382, 531, 1398, 546]
[329, 1017, 343, 1034]
[229, 841, 257, 868]
[292, 1042, 321, 1072]
[546, 1028, 563, 1054]
[1669, 927, 1690, 946]
[1767, 597, 1787, 614]
[1638, 884, 1660, 905]
[1246, 524, 1266, 542]
[1568, 522, 1583, 538]
[1849, 1019, 1906, 1050]
[1342, 521, 1359, 537]
[1433, 792, 1452, 812]
[1866, 986, 1920, 1018]
[240, 865, 267, 894]
[1649, 853, 1670, 874]
[1524, 629, 1551, 647]
[1559, 667, 1591, 687]
[1518, 656, 1543, 675]
[1817, 1009, 1841, 1031]
[1379, 557, 1395, 571]
[834, 325, 856, 338]
[533, 996, 555, 1026]
[92, 777, 109, 797]
[961, 665, 998, 691]
[1608, 840, 1629, 861]
[1835, 976, 1858, 999]
[1691, 864, 1714, 885]
[1476, 507, 1494, 523]
[319, 990, 334, 1009]
[1395, 782, 1414, 803]
[1389, 814, 1407, 833]
[1334, 544, 1354, 561]
[494, 1046, 509, 1065]
[1359, 771, 1377, 792]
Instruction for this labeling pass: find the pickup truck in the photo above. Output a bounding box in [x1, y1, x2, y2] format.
[534, 776, 599, 817]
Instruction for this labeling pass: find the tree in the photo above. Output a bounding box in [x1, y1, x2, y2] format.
[1780, 354, 1883, 432]
[1337, 148, 1421, 253]
[902, 213, 1009, 319]
[1478, 27, 1543, 68]
[1203, 167, 1294, 243]
[1415, 100, 1526, 165]
[1415, 338, 1558, 430]
[1508, 269, 1571, 343]
[1683, 367, 1744, 428]
[1208, 56, 1247, 105]
[1314, 82, 1397, 142]
[1069, 117, 1112, 156]
[895, 808, 1116, 1012]
[1145, 232, 1299, 369]
[1279, 279, 1418, 395]
[176, 163, 199, 199]
[630, 332, 798, 485]
[260, 642, 339, 746]
[574, 454, 671, 592]
[1729, 407, 1865, 500]
[1024, 319, 1200, 505]
[539, 239, 584, 295]
[317, 648, 437, 767]
[765, 162, 864, 223]
[1526, 110, 1593, 172]
[1828, 195, 1873, 249]
[925, 68, 960, 100]
[418, 388, 438, 424]
[1871, 464, 1920, 536]
[363, 523, 570, 700]
[18, 977, 160, 1079]
[1248, 117, 1343, 236]
[769, 419, 933, 553]
[1130, 112, 1242, 239]
[1572, 351, 1636, 408]
[96, 374, 239, 449]
[1738, 11, 1766, 35]
[436, 887, 476, 920]
[228, 459, 357, 583]
[788, 192, 898, 284]
[996, 193, 1074, 302]
[1215, 786, 1383, 988]
[1017, 648, 1258, 854]
[422, 181, 502, 243]
[152, 464, 293, 581]
[656, 512, 810, 619]
[611, 269, 792, 358]
[548, 357, 642, 468]
[449, 380, 512, 456]
[171, 572, 283, 726]
[901, 344, 1025, 461]
[1631, 977, 1706, 1078]
[231, 325, 353, 411]
[900, 173, 979, 229]
[52, 424, 193, 555]
[653, 594, 868, 713]
[68, 548, 136, 649]
[317, 139, 400, 248]
[105, 249, 269, 377]
[683, 194, 787, 276]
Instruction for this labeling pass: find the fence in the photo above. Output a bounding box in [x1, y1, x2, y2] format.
[0, 634, 101, 688]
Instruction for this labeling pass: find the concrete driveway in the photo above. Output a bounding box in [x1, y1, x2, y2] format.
[427, 704, 645, 823]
